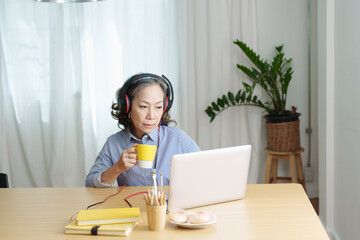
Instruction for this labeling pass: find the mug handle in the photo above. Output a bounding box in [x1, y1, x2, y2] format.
[132, 144, 138, 157]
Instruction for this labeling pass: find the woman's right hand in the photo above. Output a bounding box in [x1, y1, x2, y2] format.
[100, 144, 137, 185]
[116, 144, 138, 172]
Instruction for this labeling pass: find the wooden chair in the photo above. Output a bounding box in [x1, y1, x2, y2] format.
[264, 148, 306, 192]
[0, 173, 9, 188]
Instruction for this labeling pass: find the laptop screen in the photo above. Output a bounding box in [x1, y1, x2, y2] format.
[167, 145, 251, 210]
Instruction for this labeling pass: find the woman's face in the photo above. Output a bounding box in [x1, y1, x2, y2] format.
[130, 84, 164, 139]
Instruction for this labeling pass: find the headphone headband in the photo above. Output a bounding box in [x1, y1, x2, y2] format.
[119, 73, 174, 114]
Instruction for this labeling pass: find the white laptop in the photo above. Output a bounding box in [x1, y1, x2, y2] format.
[167, 145, 251, 210]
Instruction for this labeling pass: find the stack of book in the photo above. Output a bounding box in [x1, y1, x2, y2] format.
[64, 207, 140, 236]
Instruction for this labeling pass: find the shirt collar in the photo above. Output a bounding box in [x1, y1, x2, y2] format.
[125, 127, 159, 144]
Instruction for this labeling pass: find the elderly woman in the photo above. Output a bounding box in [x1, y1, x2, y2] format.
[85, 73, 200, 187]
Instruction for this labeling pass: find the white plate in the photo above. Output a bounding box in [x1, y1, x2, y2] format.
[169, 212, 217, 229]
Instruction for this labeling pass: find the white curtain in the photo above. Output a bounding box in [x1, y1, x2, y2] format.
[177, 0, 266, 183]
[0, 0, 179, 187]
[0, 0, 264, 187]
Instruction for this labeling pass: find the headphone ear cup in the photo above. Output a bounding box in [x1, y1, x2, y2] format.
[125, 94, 130, 113]
[161, 75, 173, 113]
[163, 96, 168, 113]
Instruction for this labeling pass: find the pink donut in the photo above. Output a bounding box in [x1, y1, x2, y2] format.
[188, 210, 210, 224]
[169, 209, 188, 223]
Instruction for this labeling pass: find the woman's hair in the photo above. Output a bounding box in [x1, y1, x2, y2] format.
[111, 77, 175, 129]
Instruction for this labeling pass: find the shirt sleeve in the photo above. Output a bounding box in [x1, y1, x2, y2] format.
[85, 140, 116, 188]
[186, 140, 201, 153]
[178, 129, 201, 153]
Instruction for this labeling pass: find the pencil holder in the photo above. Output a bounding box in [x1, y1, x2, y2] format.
[145, 204, 167, 231]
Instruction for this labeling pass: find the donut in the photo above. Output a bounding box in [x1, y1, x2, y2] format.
[188, 210, 210, 224]
[169, 209, 188, 223]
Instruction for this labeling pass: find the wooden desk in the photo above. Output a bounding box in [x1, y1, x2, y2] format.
[0, 184, 328, 240]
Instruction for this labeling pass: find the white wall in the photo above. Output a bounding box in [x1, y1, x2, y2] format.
[318, 0, 335, 237]
[333, 0, 360, 239]
[319, 0, 360, 239]
[257, 0, 318, 198]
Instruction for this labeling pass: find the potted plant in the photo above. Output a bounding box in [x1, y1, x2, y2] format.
[205, 40, 301, 152]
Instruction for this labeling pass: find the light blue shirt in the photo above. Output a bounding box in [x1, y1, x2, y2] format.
[85, 125, 200, 187]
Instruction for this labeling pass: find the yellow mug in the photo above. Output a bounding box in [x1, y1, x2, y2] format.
[134, 144, 157, 168]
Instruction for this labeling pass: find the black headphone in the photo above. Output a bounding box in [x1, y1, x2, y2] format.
[118, 73, 174, 114]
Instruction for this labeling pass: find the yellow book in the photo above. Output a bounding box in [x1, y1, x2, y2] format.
[64, 220, 139, 236]
[76, 208, 140, 226]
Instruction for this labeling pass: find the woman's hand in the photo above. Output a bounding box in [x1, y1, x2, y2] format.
[100, 144, 137, 184]
[116, 144, 138, 172]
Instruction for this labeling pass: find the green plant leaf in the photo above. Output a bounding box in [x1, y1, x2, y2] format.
[275, 45, 284, 53]
[242, 82, 251, 93]
[211, 102, 220, 111]
[222, 95, 229, 106]
[234, 40, 267, 72]
[246, 94, 252, 102]
[205, 107, 214, 117]
[235, 90, 241, 103]
[237, 64, 258, 80]
[228, 92, 235, 105]
[240, 91, 246, 102]
[217, 98, 224, 108]
[205, 106, 216, 123]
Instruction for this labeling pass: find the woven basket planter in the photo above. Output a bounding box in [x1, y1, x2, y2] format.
[265, 119, 300, 152]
